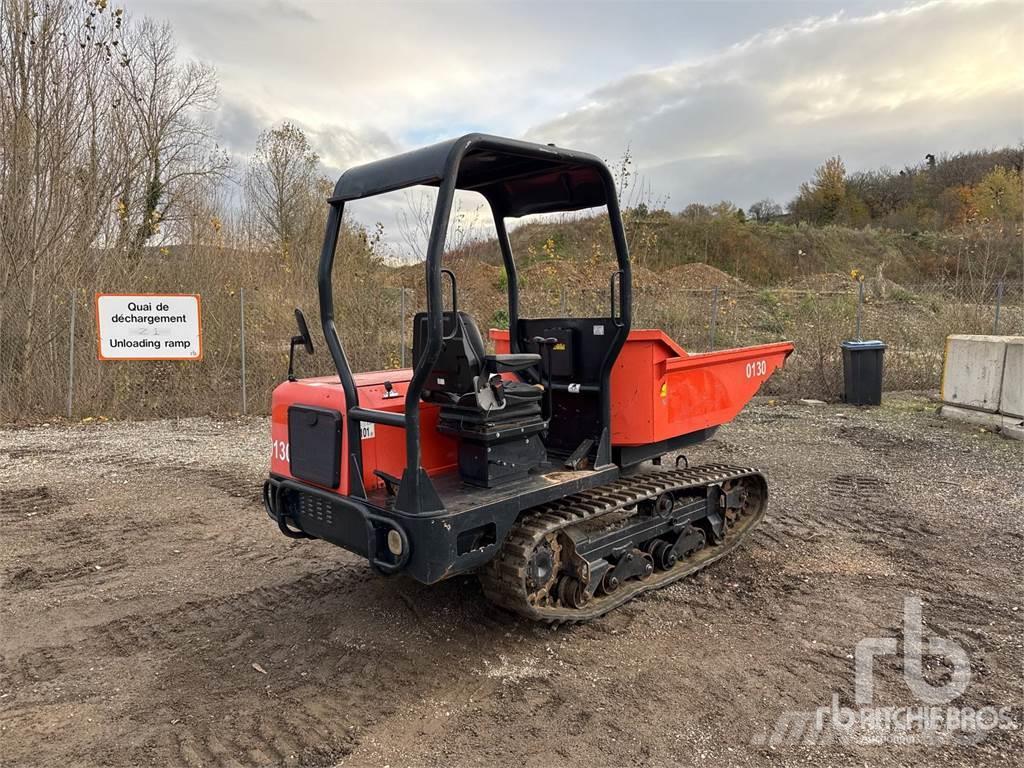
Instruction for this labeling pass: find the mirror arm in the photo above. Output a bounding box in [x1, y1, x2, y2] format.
[288, 308, 315, 382]
[287, 335, 304, 382]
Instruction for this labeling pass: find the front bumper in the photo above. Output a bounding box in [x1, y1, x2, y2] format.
[263, 475, 511, 583]
[263, 477, 410, 575]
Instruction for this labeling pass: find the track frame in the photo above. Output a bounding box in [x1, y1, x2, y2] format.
[481, 464, 767, 623]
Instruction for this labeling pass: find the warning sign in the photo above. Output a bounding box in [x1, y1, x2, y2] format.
[95, 294, 202, 360]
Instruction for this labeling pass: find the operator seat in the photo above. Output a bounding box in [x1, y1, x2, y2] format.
[413, 311, 541, 409]
[412, 311, 548, 487]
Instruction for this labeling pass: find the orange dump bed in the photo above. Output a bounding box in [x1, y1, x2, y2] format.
[492, 329, 794, 447]
[607, 330, 793, 446]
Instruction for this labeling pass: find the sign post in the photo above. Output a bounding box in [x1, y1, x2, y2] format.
[67, 291, 76, 418]
[95, 294, 203, 361]
[240, 288, 247, 415]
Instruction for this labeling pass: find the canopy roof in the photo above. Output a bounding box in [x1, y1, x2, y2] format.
[330, 133, 610, 218]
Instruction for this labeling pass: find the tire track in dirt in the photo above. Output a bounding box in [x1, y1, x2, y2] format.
[1, 485, 130, 593]
[0, 564, 421, 767]
[2, 568, 361, 680]
[748, 464, 1024, 744]
[755, 472, 938, 552]
[2, 462, 292, 601]
[82, 457, 289, 570]
[91, 453, 264, 505]
[0, 485, 56, 517]
[165, 695, 359, 768]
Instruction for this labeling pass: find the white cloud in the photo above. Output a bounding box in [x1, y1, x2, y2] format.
[527, 0, 1023, 208]
[135, 0, 1022, 237]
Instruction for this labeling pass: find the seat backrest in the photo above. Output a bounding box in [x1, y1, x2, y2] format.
[412, 311, 484, 402]
[458, 311, 488, 360]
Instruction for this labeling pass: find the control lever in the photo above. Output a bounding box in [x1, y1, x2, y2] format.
[473, 372, 507, 412]
[531, 336, 558, 421]
[487, 373, 506, 408]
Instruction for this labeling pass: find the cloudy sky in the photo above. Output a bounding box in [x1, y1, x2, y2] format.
[134, 0, 1022, 225]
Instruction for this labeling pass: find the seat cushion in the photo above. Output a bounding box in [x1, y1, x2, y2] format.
[503, 381, 543, 400]
[438, 403, 547, 441]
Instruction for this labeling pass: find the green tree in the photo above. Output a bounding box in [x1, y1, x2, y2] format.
[970, 167, 1023, 228]
[790, 156, 848, 225]
[814, 156, 847, 222]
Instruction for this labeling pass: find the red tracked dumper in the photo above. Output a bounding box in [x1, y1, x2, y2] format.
[264, 134, 794, 621]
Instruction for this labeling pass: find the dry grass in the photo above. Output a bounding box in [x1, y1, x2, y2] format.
[3, 248, 1019, 420]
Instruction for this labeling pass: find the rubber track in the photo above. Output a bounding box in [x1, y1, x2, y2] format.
[480, 463, 767, 623]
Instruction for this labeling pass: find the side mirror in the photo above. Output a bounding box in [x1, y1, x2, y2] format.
[294, 308, 314, 354]
[288, 308, 315, 381]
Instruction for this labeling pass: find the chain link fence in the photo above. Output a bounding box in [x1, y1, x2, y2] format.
[1, 276, 1020, 422]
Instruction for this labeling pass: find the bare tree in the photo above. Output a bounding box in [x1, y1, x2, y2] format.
[606, 147, 671, 267]
[244, 122, 325, 259]
[749, 198, 783, 223]
[395, 189, 433, 262]
[110, 17, 229, 260]
[0, 0, 128, 401]
[0, 1, 232, 414]
[395, 189, 484, 263]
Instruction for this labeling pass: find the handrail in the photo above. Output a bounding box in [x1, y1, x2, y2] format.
[349, 406, 407, 428]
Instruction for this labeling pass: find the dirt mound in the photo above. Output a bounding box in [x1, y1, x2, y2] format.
[631, 265, 662, 289]
[659, 262, 745, 289]
[520, 260, 581, 290]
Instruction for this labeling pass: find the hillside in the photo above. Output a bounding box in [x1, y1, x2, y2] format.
[429, 213, 1016, 289]
[429, 145, 1022, 289]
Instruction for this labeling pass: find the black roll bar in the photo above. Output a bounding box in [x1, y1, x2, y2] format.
[595, 163, 632, 465]
[493, 214, 521, 354]
[391, 158, 459, 514]
[317, 134, 633, 513]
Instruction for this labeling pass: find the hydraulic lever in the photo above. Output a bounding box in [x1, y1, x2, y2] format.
[531, 336, 558, 421]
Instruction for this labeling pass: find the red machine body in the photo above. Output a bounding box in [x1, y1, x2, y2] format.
[270, 370, 457, 496]
[270, 331, 794, 495]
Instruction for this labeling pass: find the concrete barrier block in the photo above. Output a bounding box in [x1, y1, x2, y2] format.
[1000, 339, 1024, 419]
[941, 335, 1007, 413]
[941, 405, 1024, 440]
[940, 404, 1005, 430]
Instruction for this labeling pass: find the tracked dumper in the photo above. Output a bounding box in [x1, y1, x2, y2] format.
[264, 134, 794, 622]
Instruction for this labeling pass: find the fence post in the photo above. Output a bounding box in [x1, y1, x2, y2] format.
[66, 291, 75, 420]
[993, 280, 1003, 335]
[399, 287, 407, 368]
[560, 285, 567, 315]
[708, 286, 719, 351]
[239, 288, 247, 416]
[856, 280, 864, 340]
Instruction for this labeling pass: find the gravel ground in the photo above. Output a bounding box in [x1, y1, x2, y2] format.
[0, 393, 1021, 767]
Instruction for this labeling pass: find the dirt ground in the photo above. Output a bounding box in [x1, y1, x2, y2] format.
[1, 394, 1021, 767]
